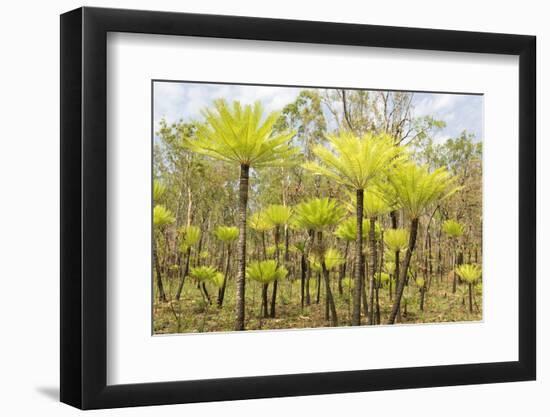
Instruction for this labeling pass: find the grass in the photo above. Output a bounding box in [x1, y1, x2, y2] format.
[153, 273, 482, 334]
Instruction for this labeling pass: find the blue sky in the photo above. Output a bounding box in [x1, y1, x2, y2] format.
[153, 81, 483, 143]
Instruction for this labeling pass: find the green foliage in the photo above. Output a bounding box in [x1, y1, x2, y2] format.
[324, 248, 344, 270]
[214, 225, 239, 242]
[415, 277, 426, 288]
[342, 276, 354, 290]
[384, 228, 409, 252]
[153, 180, 167, 202]
[308, 247, 344, 271]
[442, 219, 464, 238]
[178, 225, 201, 251]
[189, 266, 219, 282]
[184, 99, 299, 168]
[293, 198, 345, 231]
[246, 260, 287, 284]
[266, 244, 285, 257]
[388, 162, 459, 219]
[455, 264, 482, 283]
[377, 272, 391, 285]
[385, 261, 396, 274]
[334, 217, 369, 241]
[248, 212, 273, 232]
[153, 205, 175, 227]
[210, 272, 225, 288]
[262, 204, 293, 227]
[303, 132, 402, 190]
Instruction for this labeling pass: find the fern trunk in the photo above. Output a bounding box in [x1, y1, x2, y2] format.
[388, 217, 419, 324]
[234, 164, 249, 331]
[352, 189, 364, 325]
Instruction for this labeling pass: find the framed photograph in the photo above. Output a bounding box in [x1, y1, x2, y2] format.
[60, 6, 536, 409]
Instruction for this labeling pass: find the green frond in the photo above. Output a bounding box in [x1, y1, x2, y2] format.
[293, 198, 345, 231]
[384, 228, 409, 252]
[189, 265, 219, 282]
[385, 262, 396, 274]
[415, 277, 426, 288]
[153, 205, 175, 227]
[248, 212, 274, 232]
[246, 260, 287, 284]
[342, 276, 354, 290]
[214, 225, 239, 242]
[324, 248, 344, 270]
[210, 272, 225, 288]
[178, 225, 201, 249]
[442, 219, 464, 237]
[266, 244, 285, 257]
[388, 162, 458, 219]
[303, 131, 402, 190]
[153, 180, 167, 202]
[334, 217, 373, 241]
[455, 264, 482, 283]
[262, 205, 293, 227]
[183, 99, 299, 169]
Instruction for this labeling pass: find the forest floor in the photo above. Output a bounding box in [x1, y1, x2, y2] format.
[153, 275, 483, 334]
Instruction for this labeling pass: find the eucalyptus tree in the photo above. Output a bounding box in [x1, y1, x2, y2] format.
[455, 264, 482, 313]
[246, 260, 288, 319]
[442, 219, 464, 293]
[214, 226, 239, 307]
[303, 132, 401, 325]
[294, 198, 345, 326]
[175, 225, 201, 300]
[153, 204, 174, 302]
[387, 163, 458, 324]
[262, 205, 293, 317]
[184, 100, 297, 330]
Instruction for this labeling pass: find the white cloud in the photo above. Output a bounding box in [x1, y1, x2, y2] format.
[153, 82, 483, 143]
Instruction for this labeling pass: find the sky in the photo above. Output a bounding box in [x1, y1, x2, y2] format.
[153, 81, 483, 144]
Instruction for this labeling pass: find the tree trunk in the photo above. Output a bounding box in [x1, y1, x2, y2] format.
[352, 189, 364, 325]
[154, 243, 167, 302]
[234, 164, 249, 331]
[270, 226, 280, 317]
[300, 252, 306, 310]
[387, 217, 419, 324]
[218, 245, 231, 307]
[468, 283, 473, 313]
[368, 217, 377, 325]
[322, 262, 338, 326]
[338, 241, 349, 295]
[175, 246, 191, 301]
[452, 241, 457, 293]
[261, 283, 268, 317]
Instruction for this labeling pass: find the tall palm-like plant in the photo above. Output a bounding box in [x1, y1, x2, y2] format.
[246, 260, 288, 319]
[214, 226, 239, 307]
[455, 263, 482, 313]
[442, 219, 464, 293]
[303, 132, 401, 325]
[175, 225, 201, 300]
[384, 228, 409, 305]
[184, 100, 297, 330]
[334, 217, 368, 296]
[363, 190, 391, 325]
[294, 198, 345, 326]
[262, 205, 293, 317]
[387, 163, 459, 324]
[153, 205, 175, 302]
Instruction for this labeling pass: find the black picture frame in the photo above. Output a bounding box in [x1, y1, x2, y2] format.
[60, 6, 536, 410]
